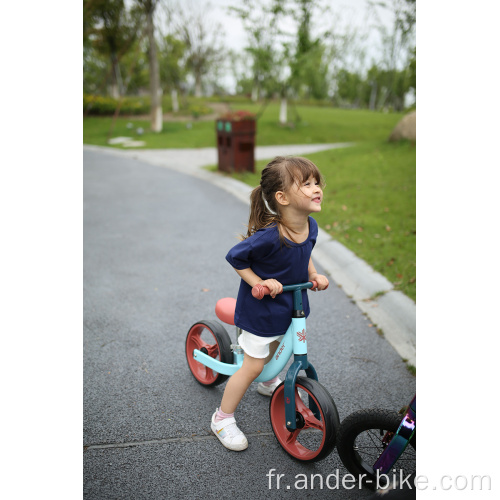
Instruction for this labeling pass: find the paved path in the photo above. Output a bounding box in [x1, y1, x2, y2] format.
[83, 147, 415, 499]
[84, 143, 416, 367]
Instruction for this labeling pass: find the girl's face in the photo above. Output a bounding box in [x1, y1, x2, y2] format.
[285, 175, 323, 214]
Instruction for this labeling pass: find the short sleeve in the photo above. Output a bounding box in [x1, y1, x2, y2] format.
[226, 237, 253, 270]
[225, 228, 278, 270]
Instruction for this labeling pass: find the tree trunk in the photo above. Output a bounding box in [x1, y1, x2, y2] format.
[369, 81, 377, 111]
[110, 52, 121, 99]
[251, 85, 258, 102]
[146, 3, 162, 132]
[279, 98, 287, 125]
[171, 88, 179, 112]
[194, 74, 202, 97]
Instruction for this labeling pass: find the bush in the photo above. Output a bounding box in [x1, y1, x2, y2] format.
[83, 94, 150, 116]
[188, 103, 213, 118]
[83, 94, 217, 117]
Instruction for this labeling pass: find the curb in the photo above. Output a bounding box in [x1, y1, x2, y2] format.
[83, 144, 416, 367]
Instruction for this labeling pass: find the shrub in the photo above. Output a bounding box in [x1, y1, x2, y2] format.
[83, 94, 150, 115]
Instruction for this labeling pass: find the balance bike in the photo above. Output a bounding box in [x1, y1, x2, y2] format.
[185, 281, 340, 462]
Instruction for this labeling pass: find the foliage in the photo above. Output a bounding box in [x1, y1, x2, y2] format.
[289, 0, 329, 100]
[158, 34, 187, 92]
[188, 103, 213, 118]
[334, 69, 364, 106]
[83, 93, 215, 117]
[229, 0, 287, 100]
[83, 0, 141, 97]
[175, 4, 227, 97]
[83, 94, 150, 115]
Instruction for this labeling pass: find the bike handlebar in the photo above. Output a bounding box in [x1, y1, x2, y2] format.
[251, 280, 319, 300]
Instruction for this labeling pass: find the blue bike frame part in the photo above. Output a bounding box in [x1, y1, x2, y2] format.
[192, 324, 293, 382]
[283, 285, 319, 431]
[191, 282, 316, 383]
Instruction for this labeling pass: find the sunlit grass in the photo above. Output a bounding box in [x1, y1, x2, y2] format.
[83, 101, 405, 148]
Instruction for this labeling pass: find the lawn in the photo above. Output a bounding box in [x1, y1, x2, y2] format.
[83, 100, 416, 302]
[83, 101, 405, 148]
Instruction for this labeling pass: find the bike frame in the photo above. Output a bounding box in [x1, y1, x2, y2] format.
[191, 282, 320, 431]
[374, 396, 416, 474]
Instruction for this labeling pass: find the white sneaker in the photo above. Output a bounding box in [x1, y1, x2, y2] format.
[211, 410, 248, 451]
[257, 378, 282, 396]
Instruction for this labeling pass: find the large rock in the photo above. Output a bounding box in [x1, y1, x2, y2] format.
[389, 111, 416, 142]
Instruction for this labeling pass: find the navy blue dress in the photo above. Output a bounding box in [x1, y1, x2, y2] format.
[225, 217, 318, 337]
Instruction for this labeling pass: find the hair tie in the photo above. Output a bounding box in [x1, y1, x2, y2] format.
[262, 191, 277, 215]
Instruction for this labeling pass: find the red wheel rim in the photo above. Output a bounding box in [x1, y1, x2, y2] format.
[186, 324, 221, 385]
[270, 383, 327, 461]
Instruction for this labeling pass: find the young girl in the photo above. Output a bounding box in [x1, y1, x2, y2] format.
[211, 156, 329, 451]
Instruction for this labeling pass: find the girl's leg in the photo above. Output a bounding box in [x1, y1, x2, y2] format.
[264, 340, 280, 364]
[257, 340, 282, 395]
[220, 352, 265, 413]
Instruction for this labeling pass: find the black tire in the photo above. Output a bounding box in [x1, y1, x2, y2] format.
[337, 408, 416, 490]
[269, 377, 340, 462]
[185, 320, 232, 387]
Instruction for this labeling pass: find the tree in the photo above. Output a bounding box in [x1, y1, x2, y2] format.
[136, 0, 163, 132]
[176, 2, 226, 97]
[84, 0, 138, 98]
[367, 0, 416, 110]
[335, 69, 363, 106]
[289, 0, 329, 100]
[158, 34, 186, 112]
[229, 0, 284, 102]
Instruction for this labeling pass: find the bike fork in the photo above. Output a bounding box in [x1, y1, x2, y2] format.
[284, 354, 319, 431]
[283, 289, 320, 431]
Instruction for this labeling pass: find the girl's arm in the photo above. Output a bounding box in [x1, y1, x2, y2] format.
[234, 267, 283, 298]
[308, 258, 329, 291]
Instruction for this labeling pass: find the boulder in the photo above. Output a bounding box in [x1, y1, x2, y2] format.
[389, 111, 416, 142]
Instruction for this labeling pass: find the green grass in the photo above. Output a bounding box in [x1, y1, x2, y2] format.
[223, 140, 416, 302]
[232, 103, 405, 144]
[83, 117, 218, 148]
[83, 100, 405, 148]
[83, 100, 415, 302]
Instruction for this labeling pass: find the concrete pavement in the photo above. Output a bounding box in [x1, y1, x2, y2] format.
[83, 147, 415, 499]
[83, 143, 416, 367]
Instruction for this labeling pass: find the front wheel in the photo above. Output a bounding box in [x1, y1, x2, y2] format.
[336, 409, 416, 490]
[269, 377, 340, 462]
[185, 320, 232, 386]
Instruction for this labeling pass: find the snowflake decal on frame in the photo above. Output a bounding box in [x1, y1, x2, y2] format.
[296, 329, 306, 342]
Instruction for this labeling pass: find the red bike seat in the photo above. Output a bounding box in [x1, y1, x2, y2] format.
[215, 297, 236, 325]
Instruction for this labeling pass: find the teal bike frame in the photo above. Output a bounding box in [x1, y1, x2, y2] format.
[191, 282, 320, 431]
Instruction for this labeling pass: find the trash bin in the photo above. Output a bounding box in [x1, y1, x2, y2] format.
[216, 111, 256, 173]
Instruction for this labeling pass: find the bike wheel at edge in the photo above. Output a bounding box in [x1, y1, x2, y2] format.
[336, 408, 416, 490]
[185, 320, 232, 386]
[269, 377, 340, 462]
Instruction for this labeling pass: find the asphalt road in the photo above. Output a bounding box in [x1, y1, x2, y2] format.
[83, 149, 416, 499]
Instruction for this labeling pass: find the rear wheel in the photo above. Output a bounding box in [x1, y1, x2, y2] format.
[269, 377, 339, 462]
[185, 320, 232, 386]
[336, 409, 416, 490]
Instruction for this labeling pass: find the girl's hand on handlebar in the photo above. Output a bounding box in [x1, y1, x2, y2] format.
[258, 279, 283, 298]
[309, 273, 329, 291]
